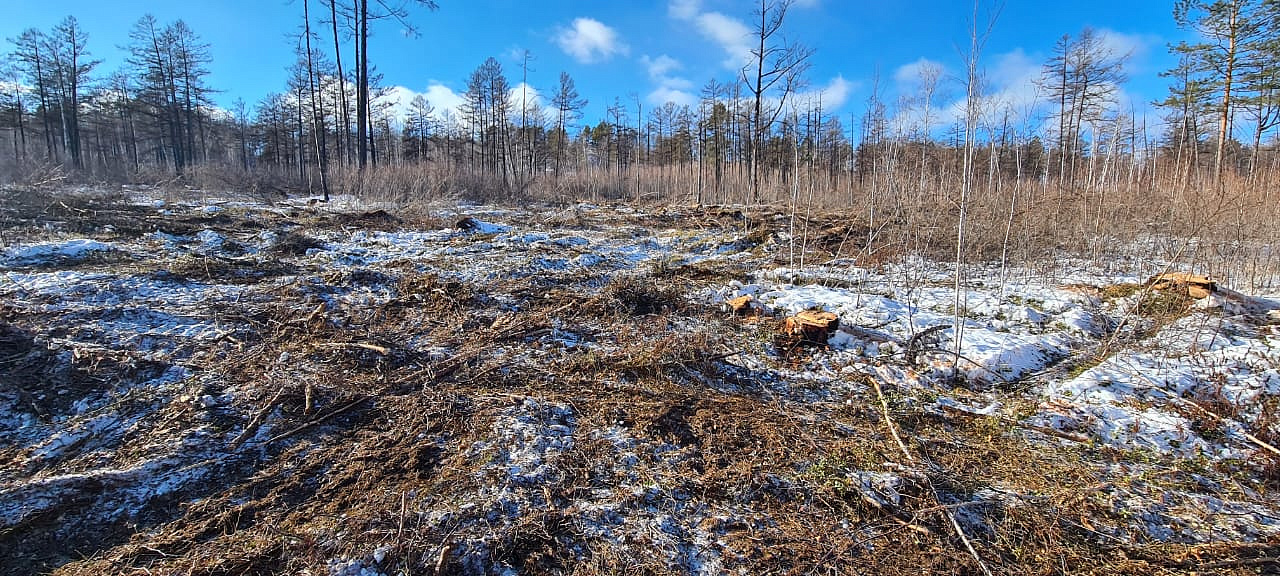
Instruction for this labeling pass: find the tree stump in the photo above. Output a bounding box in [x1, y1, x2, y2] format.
[1148, 272, 1217, 300]
[726, 295, 755, 315]
[783, 310, 839, 343]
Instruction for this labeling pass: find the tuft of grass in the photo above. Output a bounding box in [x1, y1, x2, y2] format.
[1132, 289, 1194, 320]
[267, 231, 326, 256]
[1101, 283, 1143, 301]
[598, 275, 684, 316]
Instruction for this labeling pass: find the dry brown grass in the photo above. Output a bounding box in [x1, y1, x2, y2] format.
[261, 158, 1280, 295]
[2, 187, 1277, 576]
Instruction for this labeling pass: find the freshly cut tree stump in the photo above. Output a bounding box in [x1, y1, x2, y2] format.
[726, 295, 755, 315]
[1148, 272, 1217, 300]
[783, 310, 839, 342]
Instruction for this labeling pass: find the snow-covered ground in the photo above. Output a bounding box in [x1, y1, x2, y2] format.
[1, 190, 1278, 574]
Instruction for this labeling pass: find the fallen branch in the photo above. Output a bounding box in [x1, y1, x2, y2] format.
[1191, 556, 1280, 571]
[870, 376, 994, 576]
[1138, 379, 1280, 459]
[258, 396, 370, 445]
[870, 378, 914, 465]
[230, 385, 287, 450]
[1178, 396, 1280, 459]
[934, 403, 1092, 444]
[315, 342, 391, 355]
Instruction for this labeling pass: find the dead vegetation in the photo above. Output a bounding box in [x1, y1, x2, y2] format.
[0, 190, 1277, 576]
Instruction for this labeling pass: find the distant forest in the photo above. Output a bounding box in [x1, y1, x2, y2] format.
[1, 0, 1278, 210]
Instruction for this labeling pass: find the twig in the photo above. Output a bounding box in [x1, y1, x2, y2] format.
[933, 403, 1092, 443]
[316, 342, 391, 355]
[258, 396, 370, 445]
[870, 378, 914, 464]
[905, 324, 948, 364]
[1185, 556, 1279, 571]
[230, 385, 287, 449]
[919, 345, 1013, 385]
[1177, 396, 1280, 459]
[1017, 423, 1091, 444]
[870, 375, 993, 576]
[1130, 375, 1280, 459]
[932, 480, 994, 576]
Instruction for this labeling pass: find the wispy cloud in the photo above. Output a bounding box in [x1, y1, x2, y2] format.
[642, 54, 696, 107]
[509, 82, 547, 116]
[642, 54, 682, 79]
[649, 85, 697, 107]
[893, 58, 949, 90]
[668, 0, 752, 69]
[788, 76, 855, 112]
[555, 18, 628, 64]
[668, 0, 701, 20]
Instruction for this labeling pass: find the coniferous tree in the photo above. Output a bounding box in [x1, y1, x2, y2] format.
[551, 71, 586, 178]
[1173, 0, 1271, 183]
[47, 16, 99, 169]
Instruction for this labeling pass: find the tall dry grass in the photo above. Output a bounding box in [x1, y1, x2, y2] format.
[291, 154, 1280, 290]
[9, 145, 1276, 291]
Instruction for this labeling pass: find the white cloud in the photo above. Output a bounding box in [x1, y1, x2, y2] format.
[792, 76, 854, 112]
[982, 48, 1042, 114]
[669, 1, 752, 69]
[1094, 28, 1151, 62]
[555, 18, 627, 64]
[642, 54, 682, 80]
[380, 82, 547, 129]
[668, 0, 701, 20]
[509, 82, 546, 117]
[924, 49, 1046, 132]
[641, 54, 696, 107]
[893, 58, 948, 90]
[380, 83, 467, 127]
[696, 12, 753, 69]
[650, 85, 697, 107]
[424, 83, 467, 114]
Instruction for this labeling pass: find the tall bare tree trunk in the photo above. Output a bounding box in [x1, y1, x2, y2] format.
[357, 0, 368, 169]
[331, 0, 351, 165]
[304, 0, 330, 200]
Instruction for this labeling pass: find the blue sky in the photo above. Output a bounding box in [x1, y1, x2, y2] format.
[7, 0, 1186, 136]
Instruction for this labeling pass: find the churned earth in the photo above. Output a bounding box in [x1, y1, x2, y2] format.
[1, 187, 1277, 575]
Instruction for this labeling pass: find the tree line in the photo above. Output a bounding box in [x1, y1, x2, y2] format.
[1, 0, 1279, 205]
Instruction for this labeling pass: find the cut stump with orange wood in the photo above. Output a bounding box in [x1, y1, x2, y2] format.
[726, 295, 756, 315]
[783, 310, 840, 343]
[1148, 272, 1217, 300]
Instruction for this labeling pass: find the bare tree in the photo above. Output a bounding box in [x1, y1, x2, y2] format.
[321, 0, 351, 164]
[302, 0, 330, 200]
[551, 71, 586, 179]
[47, 16, 99, 169]
[1039, 27, 1129, 187]
[518, 49, 535, 178]
[354, 0, 438, 170]
[742, 0, 813, 203]
[1157, 50, 1214, 190]
[0, 60, 26, 165]
[402, 94, 434, 161]
[9, 29, 58, 160]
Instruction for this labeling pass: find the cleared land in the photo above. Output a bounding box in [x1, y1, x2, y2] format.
[1, 187, 1278, 575]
